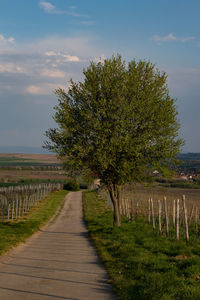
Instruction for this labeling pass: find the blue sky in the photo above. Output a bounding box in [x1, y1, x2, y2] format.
[0, 0, 200, 152]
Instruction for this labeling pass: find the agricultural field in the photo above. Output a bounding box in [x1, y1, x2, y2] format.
[125, 185, 200, 208]
[0, 153, 66, 184]
[0, 153, 60, 166]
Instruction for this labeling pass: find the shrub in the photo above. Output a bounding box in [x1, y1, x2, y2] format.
[63, 180, 80, 191]
[80, 183, 88, 189]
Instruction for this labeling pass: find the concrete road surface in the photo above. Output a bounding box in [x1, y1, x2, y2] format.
[0, 191, 115, 300]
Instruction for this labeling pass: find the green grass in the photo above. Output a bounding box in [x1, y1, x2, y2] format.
[83, 190, 200, 300]
[0, 190, 67, 256]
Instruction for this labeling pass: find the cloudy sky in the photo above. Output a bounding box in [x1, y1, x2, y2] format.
[0, 0, 199, 152]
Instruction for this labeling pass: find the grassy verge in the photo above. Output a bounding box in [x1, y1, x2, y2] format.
[83, 190, 200, 300]
[0, 190, 67, 256]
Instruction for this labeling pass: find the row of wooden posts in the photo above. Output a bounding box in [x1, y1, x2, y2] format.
[97, 187, 199, 242]
[148, 196, 192, 241]
[0, 183, 62, 222]
[120, 195, 199, 242]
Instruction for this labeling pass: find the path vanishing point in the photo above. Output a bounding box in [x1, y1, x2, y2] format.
[0, 191, 115, 300]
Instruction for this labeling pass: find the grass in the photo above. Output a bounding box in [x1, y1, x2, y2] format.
[83, 190, 200, 300]
[0, 190, 67, 256]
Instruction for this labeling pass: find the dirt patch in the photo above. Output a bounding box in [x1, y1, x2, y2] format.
[174, 255, 188, 261]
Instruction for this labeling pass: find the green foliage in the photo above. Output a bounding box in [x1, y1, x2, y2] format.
[45, 55, 183, 226]
[0, 190, 67, 256]
[63, 179, 80, 191]
[45, 55, 183, 187]
[83, 191, 200, 300]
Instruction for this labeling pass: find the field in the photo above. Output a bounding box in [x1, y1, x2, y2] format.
[0, 153, 60, 166]
[125, 185, 200, 207]
[0, 153, 66, 183]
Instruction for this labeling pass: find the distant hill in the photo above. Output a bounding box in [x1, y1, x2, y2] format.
[178, 153, 200, 161]
[0, 146, 50, 154]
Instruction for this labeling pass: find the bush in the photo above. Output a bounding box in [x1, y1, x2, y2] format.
[80, 183, 88, 189]
[63, 180, 80, 191]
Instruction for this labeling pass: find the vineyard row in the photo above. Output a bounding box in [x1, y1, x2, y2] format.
[0, 183, 62, 222]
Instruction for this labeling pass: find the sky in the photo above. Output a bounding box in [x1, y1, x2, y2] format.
[0, 0, 200, 153]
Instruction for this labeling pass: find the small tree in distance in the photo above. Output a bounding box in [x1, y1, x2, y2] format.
[44, 55, 183, 226]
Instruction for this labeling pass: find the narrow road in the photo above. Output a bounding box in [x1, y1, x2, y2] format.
[0, 192, 115, 300]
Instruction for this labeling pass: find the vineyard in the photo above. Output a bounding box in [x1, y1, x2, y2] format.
[100, 186, 200, 241]
[0, 183, 62, 223]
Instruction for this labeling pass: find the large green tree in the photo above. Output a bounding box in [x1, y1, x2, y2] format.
[45, 55, 183, 226]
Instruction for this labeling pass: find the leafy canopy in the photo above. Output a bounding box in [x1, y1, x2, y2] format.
[45, 55, 183, 186]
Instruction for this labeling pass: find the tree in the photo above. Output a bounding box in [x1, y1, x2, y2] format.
[44, 55, 183, 226]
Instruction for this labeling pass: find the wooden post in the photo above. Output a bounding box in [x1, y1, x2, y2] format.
[151, 198, 155, 231]
[164, 197, 169, 236]
[182, 195, 189, 242]
[131, 199, 134, 223]
[148, 198, 151, 224]
[18, 198, 21, 217]
[2, 203, 4, 223]
[125, 198, 128, 218]
[127, 199, 130, 220]
[176, 199, 179, 241]
[195, 206, 198, 233]
[158, 200, 162, 235]
[7, 201, 11, 221]
[22, 197, 25, 216]
[136, 201, 139, 220]
[15, 195, 18, 220]
[173, 199, 176, 227]
[11, 201, 15, 220]
[188, 204, 195, 226]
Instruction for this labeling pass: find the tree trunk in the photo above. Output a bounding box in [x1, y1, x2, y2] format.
[117, 185, 123, 218]
[109, 185, 121, 227]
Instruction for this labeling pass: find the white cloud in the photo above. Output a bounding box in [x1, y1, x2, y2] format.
[0, 33, 15, 44]
[0, 34, 103, 98]
[41, 68, 65, 78]
[44, 51, 80, 62]
[61, 54, 79, 62]
[39, 1, 56, 13]
[35, 36, 93, 58]
[0, 63, 24, 73]
[39, 1, 88, 17]
[153, 33, 195, 43]
[26, 84, 52, 95]
[44, 51, 57, 56]
[26, 83, 67, 95]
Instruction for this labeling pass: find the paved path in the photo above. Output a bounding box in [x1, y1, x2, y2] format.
[0, 192, 115, 300]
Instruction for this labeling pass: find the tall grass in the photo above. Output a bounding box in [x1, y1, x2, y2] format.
[83, 190, 200, 300]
